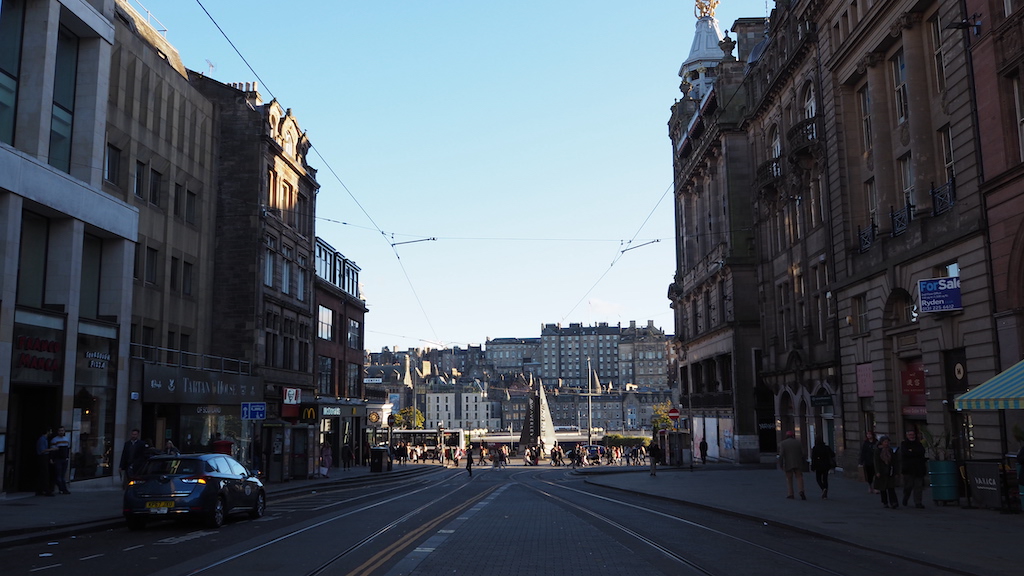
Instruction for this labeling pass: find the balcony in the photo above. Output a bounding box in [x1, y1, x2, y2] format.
[931, 177, 956, 216]
[755, 157, 784, 190]
[786, 116, 819, 160]
[857, 222, 876, 253]
[890, 202, 913, 237]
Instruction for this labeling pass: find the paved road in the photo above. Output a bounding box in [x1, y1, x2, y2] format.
[3, 462, 1016, 575]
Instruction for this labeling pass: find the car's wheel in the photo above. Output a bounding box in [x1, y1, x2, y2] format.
[207, 496, 226, 528]
[249, 491, 266, 519]
[125, 515, 146, 530]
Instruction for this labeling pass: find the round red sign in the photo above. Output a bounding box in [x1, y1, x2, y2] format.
[668, 408, 680, 421]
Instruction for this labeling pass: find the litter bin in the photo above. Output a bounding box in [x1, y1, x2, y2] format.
[370, 447, 387, 473]
[928, 460, 959, 505]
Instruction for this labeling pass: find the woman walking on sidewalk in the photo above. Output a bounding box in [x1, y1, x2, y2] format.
[873, 435, 899, 508]
[859, 430, 878, 494]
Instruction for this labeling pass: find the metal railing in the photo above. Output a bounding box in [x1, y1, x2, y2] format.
[890, 202, 913, 237]
[130, 344, 251, 375]
[931, 178, 956, 216]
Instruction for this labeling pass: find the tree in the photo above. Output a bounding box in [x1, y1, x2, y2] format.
[651, 401, 673, 432]
[394, 407, 424, 429]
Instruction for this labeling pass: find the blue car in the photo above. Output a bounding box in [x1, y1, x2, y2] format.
[123, 453, 266, 529]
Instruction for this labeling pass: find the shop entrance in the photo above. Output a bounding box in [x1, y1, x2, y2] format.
[4, 384, 61, 492]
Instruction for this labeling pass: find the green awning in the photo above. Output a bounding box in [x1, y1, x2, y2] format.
[954, 358, 1024, 410]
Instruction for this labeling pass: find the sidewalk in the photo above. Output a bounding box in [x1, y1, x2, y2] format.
[1, 462, 1019, 576]
[581, 463, 1020, 576]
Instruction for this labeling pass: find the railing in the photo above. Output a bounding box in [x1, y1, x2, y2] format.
[755, 157, 784, 189]
[786, 116, 818, 155]
[130, 344, 252, 374]
[857, 222, 876, 253]
[890, 202, 913, 237]
[931, 177, 956, 216]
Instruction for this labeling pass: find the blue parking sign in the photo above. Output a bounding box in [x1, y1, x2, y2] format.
[242, 402, 266, 420]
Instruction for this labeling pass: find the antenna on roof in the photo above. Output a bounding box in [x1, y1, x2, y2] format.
[205, 59, 216, 75]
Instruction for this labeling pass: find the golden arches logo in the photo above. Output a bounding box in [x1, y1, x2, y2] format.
[301, 407, 316, 420]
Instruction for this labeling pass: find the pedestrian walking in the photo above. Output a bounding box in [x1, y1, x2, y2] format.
[779, 430, 806, 500]
[859, 430, 878, 494]
[873, 435, 899, 508]
[164, 439, 180, 455]
[810, 437, 836, 499]
[899, 429, 927, 508]
[119, 428, 149, 489]
[342, 444, 354, 470]
[699, 437, 708, 464]
[649, 441, 662, 476]
[466, 451, 473, 478]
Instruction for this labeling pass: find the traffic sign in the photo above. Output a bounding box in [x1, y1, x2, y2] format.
[668, 408, 680, 421]
[241, 402, 266, 420]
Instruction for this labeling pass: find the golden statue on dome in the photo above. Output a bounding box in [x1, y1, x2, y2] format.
[695, 0, 720, 19]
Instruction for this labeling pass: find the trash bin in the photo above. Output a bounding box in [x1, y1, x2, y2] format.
[370, 447, 387, 473]
[928, 460, 959, 505]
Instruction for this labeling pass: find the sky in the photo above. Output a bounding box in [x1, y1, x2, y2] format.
[136, 0, 768, 352]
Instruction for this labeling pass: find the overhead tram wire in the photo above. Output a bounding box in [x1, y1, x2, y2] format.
[561, 180, 674, 322]
[194, 0, 444, 346]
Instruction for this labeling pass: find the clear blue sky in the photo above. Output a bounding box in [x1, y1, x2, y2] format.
[137, 0, 767, 351]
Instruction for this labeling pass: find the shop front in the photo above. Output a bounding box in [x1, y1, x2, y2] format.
[142, 365, 262, 469]
[316, 398, 366, 475]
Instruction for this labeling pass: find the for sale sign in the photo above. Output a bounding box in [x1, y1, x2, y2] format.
[918, 277, 962, 312]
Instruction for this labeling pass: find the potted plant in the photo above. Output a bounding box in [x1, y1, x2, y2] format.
[921, 425, 958, 504]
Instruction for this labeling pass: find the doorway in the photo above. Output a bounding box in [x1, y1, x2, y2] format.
[4, 384, 61, 492]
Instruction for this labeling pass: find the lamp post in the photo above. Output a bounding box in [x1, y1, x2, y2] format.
[587, 357, 593, 447]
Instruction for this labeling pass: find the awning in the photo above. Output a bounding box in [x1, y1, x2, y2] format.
[954, 358, 1024, 410]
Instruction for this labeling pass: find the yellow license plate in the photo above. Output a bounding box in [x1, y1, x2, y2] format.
[146, 501, 174, 509]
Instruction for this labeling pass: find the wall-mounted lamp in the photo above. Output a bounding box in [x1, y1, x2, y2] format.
[945, 13, 981, 36]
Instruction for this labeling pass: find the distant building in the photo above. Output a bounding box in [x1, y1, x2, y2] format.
[540, 322, 622, 389]
[618, 321, 671, 390]
[485, 337, 541, 377]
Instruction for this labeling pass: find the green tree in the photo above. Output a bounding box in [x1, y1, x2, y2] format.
[651, 401, 673, 432]
[394, 407, 424, 429]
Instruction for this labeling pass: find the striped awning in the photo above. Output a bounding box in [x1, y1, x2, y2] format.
[954, 358, 1024, 410]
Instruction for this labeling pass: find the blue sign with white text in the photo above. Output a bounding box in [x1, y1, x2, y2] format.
[241, 402, 266, 420]
[918, 277, 962, 312]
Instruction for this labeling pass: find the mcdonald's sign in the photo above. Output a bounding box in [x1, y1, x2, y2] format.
[301, 406, 317, 422]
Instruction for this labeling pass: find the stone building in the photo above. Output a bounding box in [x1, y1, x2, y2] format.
[744, 4, 838, 457]
[1, 0, 136, 493]
[820, 0, 997, 464]
[618, 320, 671, 390]
[667, 10, 763, 463]
[485, 337, 541, 377]
[540, 322, 622, 389]
[190, 76, 319, 480]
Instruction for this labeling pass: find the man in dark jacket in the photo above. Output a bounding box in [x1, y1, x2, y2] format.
[900, 429, 927, 508]
[119, 428, 148, 488]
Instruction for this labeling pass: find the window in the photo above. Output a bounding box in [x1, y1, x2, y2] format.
[296, 255, 306, 301]
[281, 245, 292, 295]
[182, 261, 193, 295]
[318, 356, 334, 396]
[105, 144, 121, 185]
[348, 319, 361, 349]
[347, 363, 361, 398]
[145, 246, 159, 284]
[931, 18, 946, 93]
[802, 84, 816, 138]
[940, 126, 955, 182]
[864, 179, 878, 225]
[134, 162, 146, 198]
[185, 190, 197, 224]
[149, 169, 163, 207]
[170, 256, 180, 292]
[898, 155, 914, 205]
[264, 236, 275, 287]
[853, 294, 869, 335]
[770, 125, 782, 160]
[891, 50, 909, 124]
[318, 305, 333, 340]
[48, 26, 77, 173]
[0, 0, 25, 145]
[858, 85, 872, 151]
